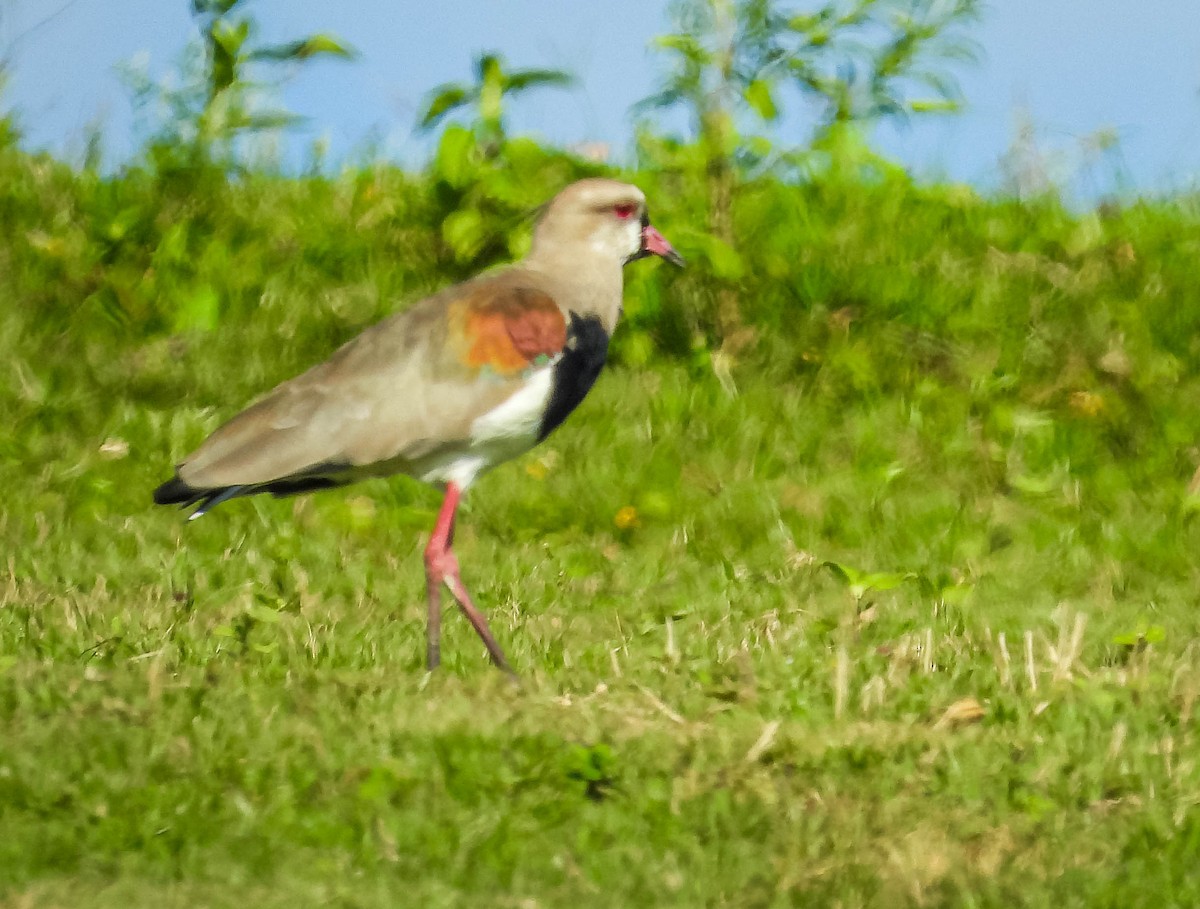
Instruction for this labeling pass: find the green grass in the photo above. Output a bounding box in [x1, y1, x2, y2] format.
[4, 136, 1200, 905]
[5, 337, 1200, 906]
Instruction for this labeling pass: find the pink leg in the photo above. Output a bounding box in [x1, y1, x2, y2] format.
[423, 483, 514, 673]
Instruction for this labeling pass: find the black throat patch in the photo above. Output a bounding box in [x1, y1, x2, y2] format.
[538, 311, 610, 442]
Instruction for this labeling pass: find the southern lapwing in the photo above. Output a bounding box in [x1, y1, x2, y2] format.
[154, 178, 683, 673]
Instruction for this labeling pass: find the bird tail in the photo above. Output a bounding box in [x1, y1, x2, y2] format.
[153, 473, 246, 520]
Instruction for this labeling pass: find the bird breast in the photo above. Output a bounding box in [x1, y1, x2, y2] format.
[414, 360, 559, 490]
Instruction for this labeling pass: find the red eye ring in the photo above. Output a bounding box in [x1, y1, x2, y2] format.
[613, 203, 637, 220]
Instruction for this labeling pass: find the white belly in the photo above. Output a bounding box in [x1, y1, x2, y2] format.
[416, 366, 555, 490]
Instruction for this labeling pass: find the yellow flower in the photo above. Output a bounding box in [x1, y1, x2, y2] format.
[614, 506, 640, 531]
[524, 452, 558, 480]
[1069, 390, 1105, 417]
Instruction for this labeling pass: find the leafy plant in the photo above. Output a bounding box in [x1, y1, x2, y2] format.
[192, 0, 355, 149]
[1111, 624, 1165, 650]
[786, 0, 980, 136]
[563, 743, 619, 801]
[409, 52, 587, 274]
[417, 52, 575, 152]
[425, 126, 596, 272]
[824, 560, 915, 604]
[637, 0, 980, 346]
[125, 0, 355, 171]
[637, 0, 787, 345]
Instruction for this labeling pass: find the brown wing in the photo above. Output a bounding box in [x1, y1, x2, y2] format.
[448, 284, 567, 372]
[176, 270, 567, 490]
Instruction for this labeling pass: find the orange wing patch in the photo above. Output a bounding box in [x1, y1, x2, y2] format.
[451, 286, 567, 376]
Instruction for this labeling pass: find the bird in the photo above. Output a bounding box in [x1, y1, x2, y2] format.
[154, 178, 684, 674]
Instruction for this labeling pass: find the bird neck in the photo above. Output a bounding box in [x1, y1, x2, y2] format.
[523, 248, 625, 335]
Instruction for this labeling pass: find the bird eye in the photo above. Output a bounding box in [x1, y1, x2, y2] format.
[613, 203, 637, 220]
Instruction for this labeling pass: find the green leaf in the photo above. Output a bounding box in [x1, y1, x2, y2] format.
[857, 572, 915, 594]
[908, 98, 959, 113]
[745, 79, 778, 121]
[653, 34, 708, 64]
[1014, 791, 1058, 821]
[192, 0, 242, 16]
[235, 110, 305, 132]
[88, 288, 130, 330]
[563, 743, 618, 799]
[433, 125, 476, 188]
[474, 53, 503, 86]
[704, 237, 744, 280]
[246, 603, 282, 625]
[419, 85, 471, 131]
[1112, 625, 1165, 647]
[357, 766, 400, 803]
[676, 230, 745, 280]
[173, 285, 221, 333]
[632, 89, 684, 115]
[824, 561, 915, 600]
[939, 583, 974, 606]
[506, 68, 575, 92]
[1008, 473, 1057, 497]
[249, 33, 357, 62]
[746, 135, 775, 159]
[393, 506, 438, 531]
[210, 18, 250, 58]
[618, 330, 658, 368]
[442, 208, 486, 262]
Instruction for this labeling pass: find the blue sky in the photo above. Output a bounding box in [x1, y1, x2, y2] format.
[3, 0, 1198, 197]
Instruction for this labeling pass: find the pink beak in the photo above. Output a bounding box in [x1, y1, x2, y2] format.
[641, 225, 686, 267]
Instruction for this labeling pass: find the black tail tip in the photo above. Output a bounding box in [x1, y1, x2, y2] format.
[153, 474, 198, 506]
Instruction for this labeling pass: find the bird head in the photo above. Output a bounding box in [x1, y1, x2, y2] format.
[533, 179, 685, 268]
